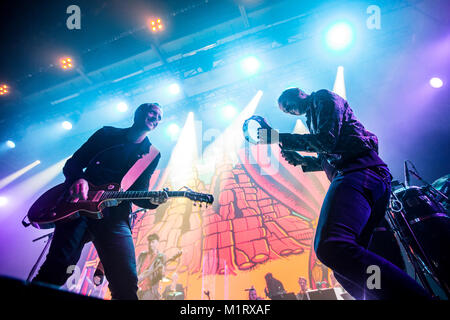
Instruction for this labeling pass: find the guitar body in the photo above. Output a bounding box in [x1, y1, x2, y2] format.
[27, 182, 121, 229]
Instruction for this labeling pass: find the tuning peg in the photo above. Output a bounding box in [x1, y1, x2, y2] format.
[193, 202, 197, 207]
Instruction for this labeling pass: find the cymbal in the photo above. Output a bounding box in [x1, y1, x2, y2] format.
[431, 174, 449, 191]
[161, 277, 171, 283]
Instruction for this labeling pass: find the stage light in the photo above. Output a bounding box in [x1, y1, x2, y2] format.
[429, 77, 443, 88]
[148, 18, 163, 32]
[0, 196, 8, 207]
[3, 157, 69, 212]
[167, 123, 180, 140]
[0, 160, 41, 190]
[169, 83, 181, 95]
[325, 22, 354, 51]
[62, 121, 73, 130]
[223, 105, 237, 119]
[241, 56, 261, 75]
[332, 66, 346, 99]
[165, 113, 198, 189]
[117, 102, 128, 112]
[60, 57, 74, 70]
[202, 90, 263, 167]
[6, 140, 15, 149]
[0, 84, 9, 95]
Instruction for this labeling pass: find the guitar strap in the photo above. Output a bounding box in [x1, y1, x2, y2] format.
[121, 145, 160, 191]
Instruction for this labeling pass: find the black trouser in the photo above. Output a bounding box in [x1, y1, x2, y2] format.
[32, 211, 138, 300]
[314, 166, 431, 300]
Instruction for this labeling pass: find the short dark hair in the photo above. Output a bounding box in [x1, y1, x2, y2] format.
[278, 87, 307, 105]
[134, 103, 162, 123]
[147, 233, 160, 242]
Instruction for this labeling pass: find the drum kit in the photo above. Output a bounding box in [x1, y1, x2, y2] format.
[385, 163, 449, 299]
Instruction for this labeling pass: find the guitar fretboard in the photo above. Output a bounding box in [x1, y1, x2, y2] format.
[101, 190, 189, 201]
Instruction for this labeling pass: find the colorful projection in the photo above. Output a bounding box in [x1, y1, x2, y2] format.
[68, 141, 333, 300]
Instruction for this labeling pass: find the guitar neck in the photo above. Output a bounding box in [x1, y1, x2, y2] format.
[101, 190, 189, 201]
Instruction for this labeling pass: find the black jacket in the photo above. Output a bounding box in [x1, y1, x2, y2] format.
[279, 90, 386, 180]
[63, 126, 161, 221]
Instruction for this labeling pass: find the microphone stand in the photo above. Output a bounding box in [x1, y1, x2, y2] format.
[26, 232, 54, 282]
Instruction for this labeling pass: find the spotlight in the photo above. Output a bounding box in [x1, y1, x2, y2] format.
[6, 140, 15, 149]
[241, 56, 260, 75]
[223, 105, 237, 119]
[0, 84, 9, 95]
[62, 121, 73, 130]
[325, 22, 354, 51]
[167, 123, 180, 139]
[168, 83, 181, 95]
[117, 102, 128, 112]
[60, 57, 74, 70]
[0, 196, 8, 207]
[429, 77, 443, 88]
[148, 18, 163, 32]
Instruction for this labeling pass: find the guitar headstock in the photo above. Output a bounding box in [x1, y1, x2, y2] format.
[184, 189, 214, 205]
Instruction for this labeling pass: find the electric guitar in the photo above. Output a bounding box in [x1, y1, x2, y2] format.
[27, 182, 214, 229]
[137, 251, 182, 300]
[138, 251, 182, 286]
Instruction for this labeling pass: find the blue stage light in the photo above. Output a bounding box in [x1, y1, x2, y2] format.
[6, 140, 15, 149]
[117, 102, 128, 112]
[222, 105, 237, 119]
[325, 22, 354, 51]
[62, 121, 73, 130]
[241, 56, 261, 75]
[167, 123, 180, 139]
[169, 83, 181, 95]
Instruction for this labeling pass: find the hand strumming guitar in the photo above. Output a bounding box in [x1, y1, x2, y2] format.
[69, 178, 89, 202]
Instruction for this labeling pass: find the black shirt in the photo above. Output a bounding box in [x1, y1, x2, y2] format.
[63, 126, 161, 221]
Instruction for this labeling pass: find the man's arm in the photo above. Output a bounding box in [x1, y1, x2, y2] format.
[279, 91, 344, 153]
[63, 128, 105, 186]
[280, 150, 324, 172]
[128, 152, 162, 209]
[63, 128, 106, 201]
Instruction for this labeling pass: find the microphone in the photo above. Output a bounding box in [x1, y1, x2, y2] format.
[404, 160, 411, 188]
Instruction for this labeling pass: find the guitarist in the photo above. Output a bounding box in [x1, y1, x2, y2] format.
[32, 103, 168, 300]
[136, 233, 166, 300]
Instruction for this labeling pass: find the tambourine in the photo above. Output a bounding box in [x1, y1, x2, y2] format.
[242, 115, 273, 144]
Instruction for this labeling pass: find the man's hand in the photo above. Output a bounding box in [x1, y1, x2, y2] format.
[280, 150, 307, 166]
[257, 128, 279, 144]
[281, 150, 322, 169]
[149, 191, 169, 205]
[69, 178, 89, 202]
